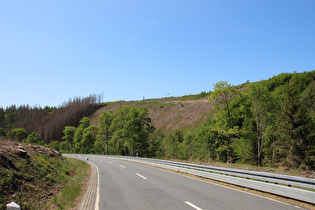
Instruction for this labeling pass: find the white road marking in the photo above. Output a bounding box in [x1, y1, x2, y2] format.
[136, 173, 147, 180]
[119, 165, 125, 168]
[185, 201, 203, 210]
[173, 172, 299, 209]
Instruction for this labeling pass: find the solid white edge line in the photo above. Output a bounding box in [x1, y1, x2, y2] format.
[77, 156, 302, 209]
[89, 162, 100, 210]
[136, 173, 147, 180]
[185, 201, 203, 210]
[168, 167, 300, 209]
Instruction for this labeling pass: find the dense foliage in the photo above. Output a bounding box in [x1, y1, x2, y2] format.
[2, 71, 314, 170]
[53, 105, 156, 157]
[161, 71, 315, 169]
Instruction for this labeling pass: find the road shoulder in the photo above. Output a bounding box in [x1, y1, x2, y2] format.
[78, 162, 98, 210]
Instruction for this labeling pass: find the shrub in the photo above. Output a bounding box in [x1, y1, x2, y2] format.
[7, 128, 28, 141]
[26, 132, 43, 145]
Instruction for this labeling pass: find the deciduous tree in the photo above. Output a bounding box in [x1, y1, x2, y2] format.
[208, 81, 239, 163]
[249, 83, 274, 166]
[62, 126, 76, 152]
[81, 125, 98, 154]
[97, 111, 114, 155]
[73, 117, 90, 153]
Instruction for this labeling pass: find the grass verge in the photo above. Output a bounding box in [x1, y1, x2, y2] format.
[43, 158, 90, 209]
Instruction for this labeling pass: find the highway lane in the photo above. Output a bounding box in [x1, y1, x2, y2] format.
[75, 155, 304, 210]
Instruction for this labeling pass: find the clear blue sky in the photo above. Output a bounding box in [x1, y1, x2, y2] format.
[1, 0, 314, 108]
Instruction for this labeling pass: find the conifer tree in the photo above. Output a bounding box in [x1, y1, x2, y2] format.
[275, 81, 313, 168]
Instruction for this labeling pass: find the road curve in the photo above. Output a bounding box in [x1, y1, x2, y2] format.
[67, 155, 305, 210]
[77, 161, 98, 210]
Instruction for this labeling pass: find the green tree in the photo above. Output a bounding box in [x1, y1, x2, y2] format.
[0, 107, 5, 128]
[249, 83, 274, 166]
[73, 117, 90, 153]
[26, 132, 43, 145]
[230, 90, 257, 164]
[7, 128, 28, 142]
[180, 130, 196, 160]
[163, 134, 177, 159]
[109, 131, 125, 155]
[111, 105, 154, 156]
[62, 126, 76, 152]
[197, 124, 218, 160]
[182, 123, 218, 161]
[94, 138, 105, 154]
[148, 129, 164, 158]
[48, 141, 60, 151]
[97, 111, 114, 155]
[81, 125, 98, 154]
[59, 141, 68, 153]
[208, 81, 239, 163]
[302, 80, 315, 168]
[274, 81, 314, 168]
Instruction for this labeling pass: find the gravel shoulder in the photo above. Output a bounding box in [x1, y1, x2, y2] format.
[77, 161, 98, 210]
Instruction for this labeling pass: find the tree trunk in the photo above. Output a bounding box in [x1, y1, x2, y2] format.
[227, 135, 232, 163]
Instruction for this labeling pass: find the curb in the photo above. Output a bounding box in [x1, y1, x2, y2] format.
[78, 162, 98, 210]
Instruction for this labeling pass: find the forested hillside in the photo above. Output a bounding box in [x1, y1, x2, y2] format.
[1, 71, 314, 170]
[0, 94, 103, 144]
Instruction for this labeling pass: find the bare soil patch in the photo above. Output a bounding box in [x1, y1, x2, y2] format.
[89, 98, 213, 135]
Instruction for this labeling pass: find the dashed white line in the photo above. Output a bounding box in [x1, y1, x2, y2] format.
[136, 173, 147, 180]
[119, 165, 125, 168]
[185, 201, 203, 210]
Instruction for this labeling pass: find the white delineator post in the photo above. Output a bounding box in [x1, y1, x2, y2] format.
[6, 202, 20, 210]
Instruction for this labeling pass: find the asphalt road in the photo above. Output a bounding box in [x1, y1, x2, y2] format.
[72, 155, 305, 210]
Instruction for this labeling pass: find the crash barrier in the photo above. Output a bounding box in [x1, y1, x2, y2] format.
[102, 155, 315, 204]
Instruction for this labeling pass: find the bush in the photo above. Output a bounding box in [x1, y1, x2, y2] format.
[48, 141, 60, 151]
[195, 91, 210, 99]
[7, 128, 28, 141]
[26, 132, 43, 145]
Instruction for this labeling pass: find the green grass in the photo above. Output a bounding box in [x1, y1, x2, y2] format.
[43, 158, 89, 209]
[0, 151, 89, 210]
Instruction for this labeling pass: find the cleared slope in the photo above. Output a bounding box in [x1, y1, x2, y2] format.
[89, 97, 213, 134]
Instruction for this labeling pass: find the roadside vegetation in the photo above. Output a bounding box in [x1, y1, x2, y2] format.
[53, 71, 315, 172]
[0, 138, 89, 209]
[43, 158, 89, 209]
[1, 70, 314, 174]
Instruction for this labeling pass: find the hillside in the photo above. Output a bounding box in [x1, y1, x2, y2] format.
[1, 71, 314, 170]
[90, 97, 213, 135]
[0, 138, 88, 209]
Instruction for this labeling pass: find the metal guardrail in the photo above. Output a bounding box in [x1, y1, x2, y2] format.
[98, 155, 315, 204]
[145, 159, 315, 189]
